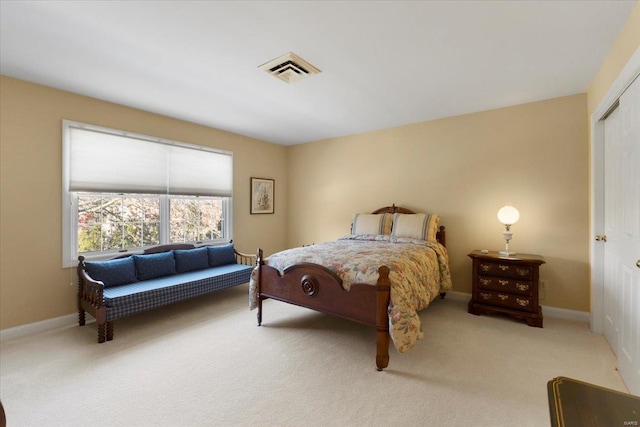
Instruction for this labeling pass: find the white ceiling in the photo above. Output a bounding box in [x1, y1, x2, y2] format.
[0, 1, 636, 145]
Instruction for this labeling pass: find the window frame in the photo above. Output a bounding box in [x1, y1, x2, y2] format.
[62, 120, 233, 268]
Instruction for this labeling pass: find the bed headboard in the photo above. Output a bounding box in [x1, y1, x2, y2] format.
[371, 204, 446, 247]
[371, 204, 415, 215]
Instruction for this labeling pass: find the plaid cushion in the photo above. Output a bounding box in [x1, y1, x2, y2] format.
[103, 264, 252, 321]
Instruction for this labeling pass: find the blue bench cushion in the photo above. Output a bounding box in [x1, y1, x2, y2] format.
[208, 243, 236, 267]
[103, 264, 252, 321]
[133, 251, 176, 281]
[84, 257, 137, 288]
[174, 247, 209, 273]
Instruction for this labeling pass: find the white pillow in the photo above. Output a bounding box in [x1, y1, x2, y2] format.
[391, 213, 440, 242]
[351, 213, 392, 235]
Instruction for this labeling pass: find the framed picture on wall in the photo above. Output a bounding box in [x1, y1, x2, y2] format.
[250, 177, 275, 214]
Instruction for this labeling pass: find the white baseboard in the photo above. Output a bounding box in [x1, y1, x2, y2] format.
[541, 305, 590, 323]
[0, 292, 591, 342]
[0, 313, 93, 342]
[444, 290, 590, 323]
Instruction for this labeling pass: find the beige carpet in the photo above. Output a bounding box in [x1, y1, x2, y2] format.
[0, 284, 627, 427]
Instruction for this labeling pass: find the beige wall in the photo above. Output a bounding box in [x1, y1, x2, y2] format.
[285, 0, 639, 313]
[3, 2, 638, 329]
[587, 0, 640, 114]
[287, 94, 590, 311]
[0, 76, 288, 330]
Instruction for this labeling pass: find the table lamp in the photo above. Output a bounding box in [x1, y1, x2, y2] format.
[497, 204, 519, 256]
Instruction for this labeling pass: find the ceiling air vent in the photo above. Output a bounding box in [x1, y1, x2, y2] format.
[259, 52, 321, 83]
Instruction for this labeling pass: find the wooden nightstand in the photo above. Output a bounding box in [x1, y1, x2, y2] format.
[468, 250, 545, 327]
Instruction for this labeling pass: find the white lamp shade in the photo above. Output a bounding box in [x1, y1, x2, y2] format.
[497, 205, 520, 225]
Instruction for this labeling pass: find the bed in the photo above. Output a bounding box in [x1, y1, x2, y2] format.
[249, 205, 452, 370]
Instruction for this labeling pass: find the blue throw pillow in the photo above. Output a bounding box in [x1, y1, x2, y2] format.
[208, 243, 237, 267]
[84, 257, 137, 288]
[133, 251, 176, 281]
[174, 247, 209, 273]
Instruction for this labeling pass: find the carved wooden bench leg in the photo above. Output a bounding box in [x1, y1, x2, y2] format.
[106, 321, 114, 341]
[257, 296, 263, 326]
[97, 323, 106, 343]
[78, 309, 86, 326]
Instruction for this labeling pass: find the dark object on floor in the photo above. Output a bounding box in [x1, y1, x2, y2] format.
[547, 376, 640, 427]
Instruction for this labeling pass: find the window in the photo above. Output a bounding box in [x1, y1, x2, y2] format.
[169, 196, 224, 243]
[63, 121, 233, 267]
[77, 193, 161, 253]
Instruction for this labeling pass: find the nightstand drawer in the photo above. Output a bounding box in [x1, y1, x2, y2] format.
[477, 276, 533, 296]
[477, 290, 535, 313]
[478, 262, 533, 280]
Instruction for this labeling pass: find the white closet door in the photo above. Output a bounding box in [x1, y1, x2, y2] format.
[603, 75, 640, 395]
[603, 106, 620, 356]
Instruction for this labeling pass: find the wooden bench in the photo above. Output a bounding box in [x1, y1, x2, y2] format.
[77, 242, 255, 342]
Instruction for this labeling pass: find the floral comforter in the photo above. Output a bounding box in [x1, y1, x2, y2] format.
[249, 234, 452, 353]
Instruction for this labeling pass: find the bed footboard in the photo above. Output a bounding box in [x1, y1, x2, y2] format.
[256, 249, 391, 370]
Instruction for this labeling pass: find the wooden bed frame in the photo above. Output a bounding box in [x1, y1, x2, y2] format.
[255, 205, 446, 371]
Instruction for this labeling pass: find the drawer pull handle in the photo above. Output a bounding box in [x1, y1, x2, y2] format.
[517, 268, 529, 276]
[480, 278, 491, 285]
[480, 292, 491, 300]
[516, 284, 529, 292]
[498, 294, 509, 301]
[498, 279, 508, 286]
[516, 298, 529, 306]
[499, 265, 509, 271]
[480, 264, 490, 272]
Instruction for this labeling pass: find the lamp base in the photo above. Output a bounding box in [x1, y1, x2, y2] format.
[499, 251, 516, 257]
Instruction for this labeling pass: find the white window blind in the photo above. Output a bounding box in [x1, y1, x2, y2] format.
[67, 125, 232, 197]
